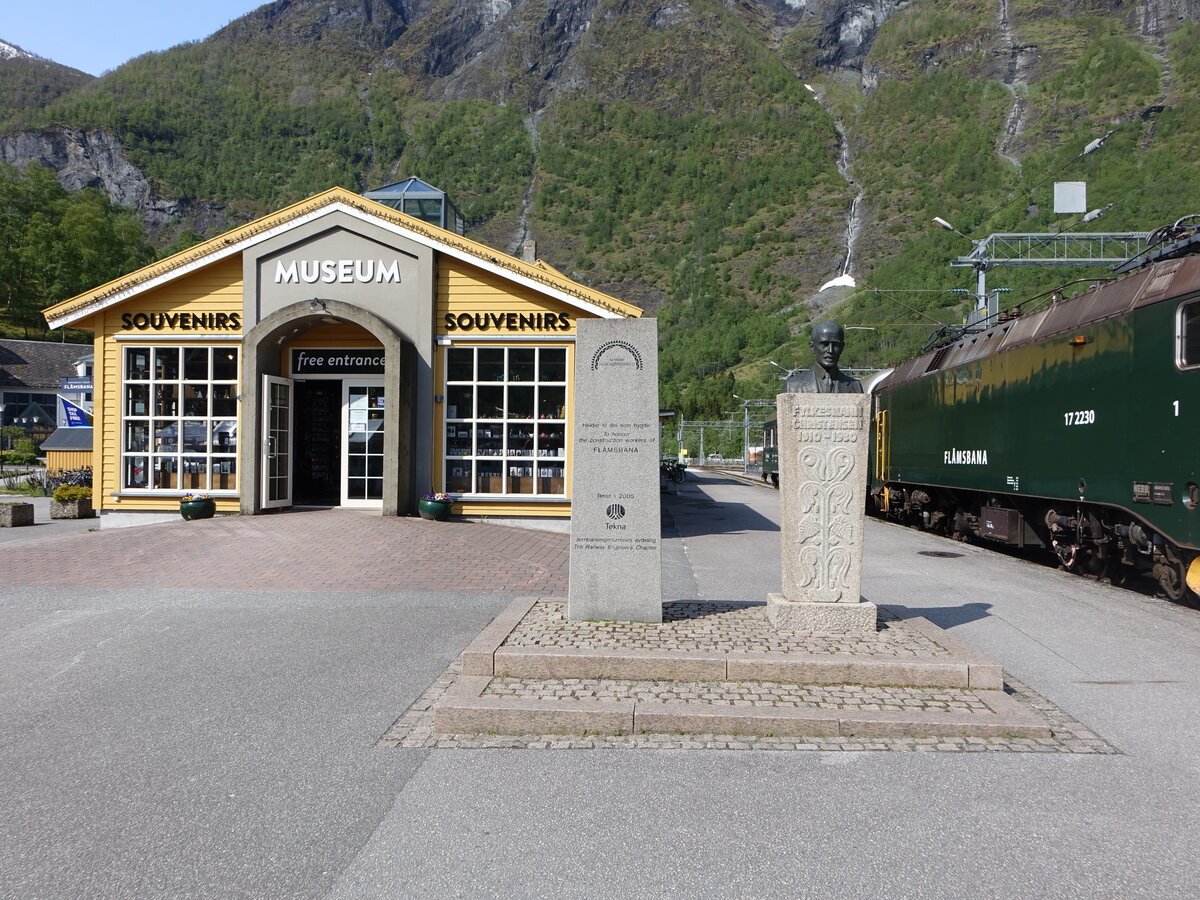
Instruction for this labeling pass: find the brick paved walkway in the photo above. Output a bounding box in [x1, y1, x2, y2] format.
[0, 509, 568, 593]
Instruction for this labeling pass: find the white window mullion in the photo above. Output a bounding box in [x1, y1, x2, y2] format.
[120, 345, 239, 495]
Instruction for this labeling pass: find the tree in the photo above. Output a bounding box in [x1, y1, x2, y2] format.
[0, 164, 153, 337]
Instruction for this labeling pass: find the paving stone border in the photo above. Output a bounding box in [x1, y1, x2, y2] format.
[435, 670, 1045, 739]
[463, 598, 1002, 689]
[377, 657, 1118, 754]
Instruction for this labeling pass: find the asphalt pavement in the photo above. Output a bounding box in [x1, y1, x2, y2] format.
[2, 471, 1199, 898]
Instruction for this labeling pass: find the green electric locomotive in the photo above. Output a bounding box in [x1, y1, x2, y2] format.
[870, 221, 1200, 604]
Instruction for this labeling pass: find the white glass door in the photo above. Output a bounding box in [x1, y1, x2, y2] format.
[262, 375, 293, 509]
[342, 380, 385, 508]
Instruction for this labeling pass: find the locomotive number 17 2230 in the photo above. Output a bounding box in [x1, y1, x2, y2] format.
[1064, 409, 1096, 426]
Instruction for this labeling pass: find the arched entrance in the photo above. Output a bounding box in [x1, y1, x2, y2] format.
[240, 300, 417, 517]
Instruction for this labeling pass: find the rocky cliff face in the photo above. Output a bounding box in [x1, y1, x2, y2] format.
[0, 127, 227, 235]
[1, 0, 907, 224]
[385, 0, 603, 108]
[3, 0, 1198, 299]
[397, 0, 906, 106]
[1132, 0, 1200, 38]
[214, 0, 421, 50]
[810, 0, 908, 70]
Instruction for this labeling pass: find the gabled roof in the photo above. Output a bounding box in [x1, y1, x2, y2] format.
[43, 187, 642, 328]
[40, 426, 94, 451]
[0, 339, 89, 390]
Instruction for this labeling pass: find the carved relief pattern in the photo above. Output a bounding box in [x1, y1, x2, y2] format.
[791, 445, 857, 602]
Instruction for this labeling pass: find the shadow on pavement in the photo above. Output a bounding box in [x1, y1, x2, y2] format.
[879, 602, 994, 629]
[660, 482, 779, 537]
[663, 599, 766, 620]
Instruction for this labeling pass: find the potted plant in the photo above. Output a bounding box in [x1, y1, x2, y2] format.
[0, 501, 34, 527]
[180, 493, 217, 520]
[418, 491, 453, 521]
[50, 485, 94, 519]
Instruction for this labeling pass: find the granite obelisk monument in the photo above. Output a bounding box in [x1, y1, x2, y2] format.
[568, 318, 662, 623]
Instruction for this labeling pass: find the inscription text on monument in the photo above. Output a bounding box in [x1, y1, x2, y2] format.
[568, 319, 663, 623]
[769, 392, 875, 633]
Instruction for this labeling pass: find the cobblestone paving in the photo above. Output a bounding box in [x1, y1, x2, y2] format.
[0, 508, 568, 593]
[481, 677, 993, 713]
[377, 658, 1120, 754]
[502, 599, 952, 657]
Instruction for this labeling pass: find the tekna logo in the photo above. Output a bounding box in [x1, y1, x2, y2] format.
[590, 340, 644, 371]
[273, 259, 402, 285]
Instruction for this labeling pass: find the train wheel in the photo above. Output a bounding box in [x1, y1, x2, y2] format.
[1097, 551, 1124, 587]
[1151, 546, 1197, 604]
[1157, 560, 1187, 602]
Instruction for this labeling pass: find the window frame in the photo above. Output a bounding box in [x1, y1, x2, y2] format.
[1177, 297, 1200, 371]
[442, 344, 569, 499]
[119, 344, 241, 495]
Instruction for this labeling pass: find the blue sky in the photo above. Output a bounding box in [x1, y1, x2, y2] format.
[5, 2, 262, 76]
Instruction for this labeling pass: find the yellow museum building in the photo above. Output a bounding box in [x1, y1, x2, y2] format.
[43, 183, 642, 527]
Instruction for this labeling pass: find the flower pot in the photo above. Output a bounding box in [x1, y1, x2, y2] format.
[180, 498, 217, 520]
[50, 499, 94, 519]
[418, 498, 452, 521]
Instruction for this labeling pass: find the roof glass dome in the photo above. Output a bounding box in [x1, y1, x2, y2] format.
[364, 177, 465, 235]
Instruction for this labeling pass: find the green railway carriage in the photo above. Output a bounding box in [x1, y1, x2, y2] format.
[870, 250, 1200, 603]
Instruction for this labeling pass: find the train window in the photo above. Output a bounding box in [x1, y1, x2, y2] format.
[1180, 299, 1200, 369]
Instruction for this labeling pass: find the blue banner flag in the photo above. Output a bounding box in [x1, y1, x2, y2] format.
[61, 397, 91, 427]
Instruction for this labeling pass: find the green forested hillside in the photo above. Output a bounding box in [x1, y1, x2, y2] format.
[0, 49, 92, 123]
[811, 8, 1200, 380]
[0, 163, 152, 340]
[2, 0, 1198, 418]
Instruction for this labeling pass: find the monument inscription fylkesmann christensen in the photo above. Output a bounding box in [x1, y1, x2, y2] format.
[786, 404, 864, 603]
[769, 391, 875, 633]
[568, 320, 663, 623]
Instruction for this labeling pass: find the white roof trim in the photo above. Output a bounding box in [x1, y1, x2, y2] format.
[49, 200, 628, 328]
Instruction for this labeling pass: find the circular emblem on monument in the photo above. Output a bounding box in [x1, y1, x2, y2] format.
[606, 503, 626, 521]
[591, 340, 644, 371]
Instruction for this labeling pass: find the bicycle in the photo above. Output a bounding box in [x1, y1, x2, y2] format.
[660, 459, 686, 484]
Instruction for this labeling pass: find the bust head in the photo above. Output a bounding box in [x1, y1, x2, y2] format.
[809, 320, 846, 373]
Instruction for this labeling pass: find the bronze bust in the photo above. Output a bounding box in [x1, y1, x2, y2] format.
[790, 321, 863, 394]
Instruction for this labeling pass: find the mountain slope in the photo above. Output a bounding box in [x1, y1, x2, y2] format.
[1, 0, 1199, 411]
[0, 40, 93, 121]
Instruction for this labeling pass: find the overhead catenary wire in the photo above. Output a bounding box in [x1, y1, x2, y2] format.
[970, 130, 1114, 226]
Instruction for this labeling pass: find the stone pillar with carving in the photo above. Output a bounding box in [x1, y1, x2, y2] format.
[767, 392, 876, 633]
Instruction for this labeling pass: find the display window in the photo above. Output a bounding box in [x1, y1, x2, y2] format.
[121, 346, 239, 492]
[444, 346, 567, 496]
